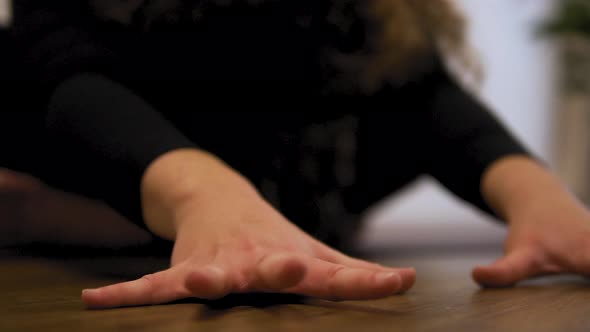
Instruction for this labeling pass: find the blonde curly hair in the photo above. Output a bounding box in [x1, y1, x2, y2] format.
[91, 0, 479, 93]
[327, 0, 480, 93]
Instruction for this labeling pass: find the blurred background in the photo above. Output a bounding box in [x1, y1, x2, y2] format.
[358, 0, 590, 254]
[0, 0, 587, 253]
[358, 0, 560, 253]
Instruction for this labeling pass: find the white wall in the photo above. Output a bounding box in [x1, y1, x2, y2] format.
[357, 0, 558, 252]
[459, 0, 557, 160]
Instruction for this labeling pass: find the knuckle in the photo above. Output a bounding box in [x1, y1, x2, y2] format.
[532, 253, 549, 270]
[233, 270, 251, 293]
[140, 273, 158, 288]
[234, 279, 250, 293]
[236, 237, 260, 254]
[326, 265, 346, 280]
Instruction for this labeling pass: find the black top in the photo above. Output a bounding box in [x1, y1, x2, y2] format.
[7, 1, 532, 241]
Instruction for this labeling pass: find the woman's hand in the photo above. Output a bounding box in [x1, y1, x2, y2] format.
[473, 156, 590, 286]
[81, 149, 415, 308]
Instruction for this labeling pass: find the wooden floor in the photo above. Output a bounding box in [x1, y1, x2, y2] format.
[1, 246, 590, 332]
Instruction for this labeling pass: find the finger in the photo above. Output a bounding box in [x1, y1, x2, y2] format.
[82, 265, 190, 309]
[472, 249, 540, 288]
[184, 265, 232, 299]
[285, 258, 402, 300]
[331, 256, 415, 293]
[558, 237, 590, 276]
[314, 244, 416, 292]
[253, 253, 307, 291]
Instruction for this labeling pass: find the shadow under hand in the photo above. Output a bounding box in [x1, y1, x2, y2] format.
[188, 293, 407, 322]
[179, 293, 306, 321]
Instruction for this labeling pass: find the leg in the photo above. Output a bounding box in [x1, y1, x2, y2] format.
[0, 168, 152, 248]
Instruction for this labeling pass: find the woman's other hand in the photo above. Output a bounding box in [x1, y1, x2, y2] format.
[474, 156, 590, 287]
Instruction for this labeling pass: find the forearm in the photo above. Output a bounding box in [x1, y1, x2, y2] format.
[46, 74, 265, 241]
[481, 155, 580, 223]
[45, 74, 195, 226]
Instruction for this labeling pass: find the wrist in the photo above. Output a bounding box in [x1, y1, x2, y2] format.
[481, 155, 568, 222]
[140, 148, 258, 239]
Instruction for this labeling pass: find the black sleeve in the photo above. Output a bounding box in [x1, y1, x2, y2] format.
[11, 2, 196, 227]
[423, 66, 535, 218]
[12, 0, 130, 101]
[45, 74, 196, 227]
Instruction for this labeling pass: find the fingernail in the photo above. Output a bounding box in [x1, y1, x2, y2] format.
[375, 272, 399, 284]
[82, 289, 99, 296]
[205, 266, 224, 277]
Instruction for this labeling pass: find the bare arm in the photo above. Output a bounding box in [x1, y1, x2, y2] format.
[473, 148, 590, 287]
[81, 147, 416, 308]
[481, 156, 582, 223]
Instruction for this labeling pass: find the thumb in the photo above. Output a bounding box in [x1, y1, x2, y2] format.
[472, 249, 540, 288]
[82, 265, 190, 309]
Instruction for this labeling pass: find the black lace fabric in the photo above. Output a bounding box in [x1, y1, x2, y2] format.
[259, 114, 362, 252]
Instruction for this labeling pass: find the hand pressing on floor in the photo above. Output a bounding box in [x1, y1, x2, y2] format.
[473, 156, 590, 287]
[81, 149, 415, 309]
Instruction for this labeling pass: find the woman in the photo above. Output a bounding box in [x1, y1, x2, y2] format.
[5, 0, 590, 309]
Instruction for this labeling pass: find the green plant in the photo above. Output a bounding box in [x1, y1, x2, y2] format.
[540, 0, 590, 38]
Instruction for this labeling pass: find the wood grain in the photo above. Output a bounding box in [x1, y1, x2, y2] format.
[1, 247, 589, 332]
